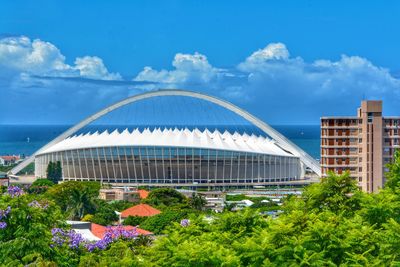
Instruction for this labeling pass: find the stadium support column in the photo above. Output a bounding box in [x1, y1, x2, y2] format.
[161, 147, 166, 184]
[90, 149, 97, 181]
[96, 148, 103, 184]
[130, 147, 137, 184]
[124, 147, 130, 183]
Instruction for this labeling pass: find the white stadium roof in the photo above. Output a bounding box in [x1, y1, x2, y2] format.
[37, 128, 296, 157]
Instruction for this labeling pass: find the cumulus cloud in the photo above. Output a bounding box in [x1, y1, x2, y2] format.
[0, 36, 121, 80]
[1, 36, 400, 124]
[134, 52, 218, 84]
[130, 42, 400, 123]
[74, 56, 121, 80]
[238, 42, 290, 71]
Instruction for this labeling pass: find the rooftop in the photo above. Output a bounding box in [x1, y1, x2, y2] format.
[138, 189, 149, 199]
[37, 128, 295, 157]
[121, 203, 161, 218]
[0, 155, 20, 161]
[91, 223, 152, 239]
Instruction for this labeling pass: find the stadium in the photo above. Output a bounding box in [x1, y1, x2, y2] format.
[11, 90, 321, 188]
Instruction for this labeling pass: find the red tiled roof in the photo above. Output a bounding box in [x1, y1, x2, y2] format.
[138, 189, 149, 199]
[91, 223, 152, 239]
[0, 156, 20, 161]
[121, 203, 161, 218]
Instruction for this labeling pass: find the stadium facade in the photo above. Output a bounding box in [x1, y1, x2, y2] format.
[11, 89, 321, 187]
[35, 128, 302, 186]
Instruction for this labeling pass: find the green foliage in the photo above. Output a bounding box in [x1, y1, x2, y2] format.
[107, 200, 137, 212]
[225, 194, 248, 201]
[140, 209, 190, 234]
[189, 193, 206, 210]
[384, 150, 400, 190]
[18, 162, 35, 175]
[28, 178, 55, 194]
[81, 214, 94, 222]
[46, 181, 100, 220]
[0, 193, 64, 265]
[226, 194, 279, 211]
[123, 215, 147, 226]
[91, 200, 118, 225]
[302, 171, 362, 214]
[46, 161, 62, 183]
[0, 164, 15, 173]
[143, 188, 187, 208]
[1, 151, 400, 266]
[32, 179, 55, 187]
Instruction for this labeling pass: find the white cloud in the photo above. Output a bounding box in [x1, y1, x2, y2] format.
[1, 36, 400, 124]
[74, 56, 121, 80]
[0, 36, 121, 80]
[134, 52, 218, 84]
[132, 41, 400, 122]
[238, 43, 290, 72]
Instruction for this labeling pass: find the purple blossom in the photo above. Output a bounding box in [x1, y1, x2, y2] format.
[0, 221, 7, 229]
[51, 225, 140, 252]
[85, 225, 139, 252]
[28, 200, 49, 209]
[0, 206, 11, 220]
[51, 228, 68, 246]
[180, 219, 190, 227]
[51, 228, 84, 249]
[85, 243, 97, 252]
[68, 231, 84, 249]
[7, 185, 24, 198]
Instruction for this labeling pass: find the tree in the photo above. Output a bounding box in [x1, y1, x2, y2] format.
[189, 193, 206, 211]
[301, 171, 362, 214]
[384, 150, 400, 190]
[91, 200, 119, 225]
[123, 215, 147, 227]
[140, 209, 190, 234]
[108, 200, 137, 212]
[0, 188, 64, 265]
[46, 181, 100, 220]
[360, 149, 400, 226]
[28, 178, 55, 194]
[46, 161, 62, 183]
[143, 188, 187, 208]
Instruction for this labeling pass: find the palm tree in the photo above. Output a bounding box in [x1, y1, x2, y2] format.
[68, 188, 96, 220]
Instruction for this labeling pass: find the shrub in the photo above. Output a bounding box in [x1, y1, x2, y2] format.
[143, 188, 187, 208]
[123, 215, 147, 226]
[140, 209, 191, 234]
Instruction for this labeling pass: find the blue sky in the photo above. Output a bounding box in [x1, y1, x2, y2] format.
[0, 1, 399, 124]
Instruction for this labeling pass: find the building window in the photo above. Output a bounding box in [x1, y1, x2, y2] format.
[368, 112, 373, 123]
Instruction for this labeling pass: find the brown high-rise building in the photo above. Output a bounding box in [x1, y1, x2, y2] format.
[321, 100, 400, 192]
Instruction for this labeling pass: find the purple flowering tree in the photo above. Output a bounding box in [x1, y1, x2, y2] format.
[51, 225, 140, 252]
[0, 186, 64, 265]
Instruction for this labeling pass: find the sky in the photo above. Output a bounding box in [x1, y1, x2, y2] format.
[0, 0, 400, 125]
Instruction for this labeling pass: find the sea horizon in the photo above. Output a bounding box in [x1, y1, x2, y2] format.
[0, 124, 321, 159]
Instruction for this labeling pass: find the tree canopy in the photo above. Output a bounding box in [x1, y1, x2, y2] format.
[1, 150, 400, 265]
[143, 188, 187, 208]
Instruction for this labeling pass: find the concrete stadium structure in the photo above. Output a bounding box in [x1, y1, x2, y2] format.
[11, 89, 321, 187]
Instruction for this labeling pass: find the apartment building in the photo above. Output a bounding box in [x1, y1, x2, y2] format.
[321, 100, 400, 192]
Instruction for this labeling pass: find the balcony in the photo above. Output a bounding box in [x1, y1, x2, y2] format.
[321, 125, 359, 129]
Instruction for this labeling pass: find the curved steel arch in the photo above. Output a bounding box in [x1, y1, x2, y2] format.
[10, 89, 321, 176]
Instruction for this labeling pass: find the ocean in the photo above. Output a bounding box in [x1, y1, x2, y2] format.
[0, 125, 321, 159]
